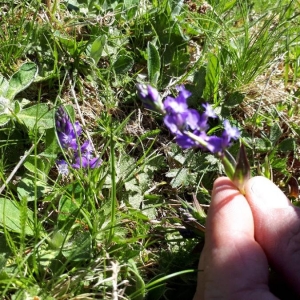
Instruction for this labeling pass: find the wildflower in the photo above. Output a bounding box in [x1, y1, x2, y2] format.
[136, 84, 165, 114]
[56, 107, 82, 150]
[137, 84, 250, 194]
[137, 84, 240, 156]
[55, 106, 102, 174]
[57, 160, 69, 175]
[222, 119, 240, 147]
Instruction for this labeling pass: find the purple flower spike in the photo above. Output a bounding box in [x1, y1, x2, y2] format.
[136, 84, 165, 114]
[57, 121, 80, 150]
[136, 84, 241, 156]
[55, 106, 102, 175]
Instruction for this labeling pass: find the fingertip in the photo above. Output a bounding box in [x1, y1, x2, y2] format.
[245, 176, 290, 208]
[207, 176, 254, 244]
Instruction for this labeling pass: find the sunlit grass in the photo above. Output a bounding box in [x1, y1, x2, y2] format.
[0, 0, 298, 298]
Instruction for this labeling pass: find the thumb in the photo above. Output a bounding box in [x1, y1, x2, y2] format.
[245, 176, 300, 294]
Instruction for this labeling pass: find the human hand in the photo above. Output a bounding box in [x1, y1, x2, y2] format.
[193, 176, 300, 300]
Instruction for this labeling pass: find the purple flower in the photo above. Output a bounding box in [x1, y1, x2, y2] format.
[136, 84, 241, 156]
[176, 85, 192, 102]
[55, 106, 102, 174]
[136, 84, 165, 114]
[57, 121, 81, 150]
[202, 103, 217, 119]
[57, 160, 69, 175]
[89, 157, 102, 168]
[223, 120, 240, 140]
[205, 135, 224, 153]
[56, 107, 82, 151]
[175, 132, 199, 149]
[72, 155, 102, 169]
[164, 94, 188, 114]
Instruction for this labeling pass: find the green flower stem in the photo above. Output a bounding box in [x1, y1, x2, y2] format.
[221, 155, 235, 180]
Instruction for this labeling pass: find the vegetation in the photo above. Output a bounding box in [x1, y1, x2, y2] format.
[0, 0, 299, 298]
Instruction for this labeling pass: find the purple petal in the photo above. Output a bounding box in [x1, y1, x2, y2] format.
[185, 109, 201, 131]
[205, 136, 224, 153]
[89, 157, 102, 168]
[58, 132, 78, 150]
[176, 85, 192, 100]
[80, 140, 93, 154]
[57, 160, 69, 175]
[164, 96, 188, 114]
[175, 132, 198, 149]
[202, 103, 217, 118]
[223, 120, 240, 140]
[72, 156, 89, 169]
[136, 84, 165, 114]
[74, 121, 82, 136]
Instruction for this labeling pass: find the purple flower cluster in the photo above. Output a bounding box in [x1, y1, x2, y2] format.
[55, 106, 102, 175]
[137, 84, 240, 155]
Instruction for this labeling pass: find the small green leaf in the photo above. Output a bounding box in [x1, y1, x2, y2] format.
[0, 198, 34, 235]
[90, 35, 107, 65]
[269, 123, 282, 143]
[147, 42, 161, 85]
[0, 114, 10, 126]
[23, 155, 47, 179]
[225, 91, 245, 106]
[278, 138, 296, 152]
[112, 55, 134, 74]
[6, 62, 38, 100]
[13, 100, 21, 114]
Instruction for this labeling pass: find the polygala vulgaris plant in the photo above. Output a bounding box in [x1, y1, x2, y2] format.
[136, 84, 250, 193]
[55, 106, 102, 175]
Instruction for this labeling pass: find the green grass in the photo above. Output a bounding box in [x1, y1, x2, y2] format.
[0, 0, 299, 298]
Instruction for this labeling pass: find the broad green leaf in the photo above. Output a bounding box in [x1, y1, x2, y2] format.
[58, 183, 83, 222]
[147, 42, 161, 85]
[23, 155, 47, 180]
[6, 62, 38, 100]
[225, 91, 244, 106]
[62, 231, 92, 261]
[0, 74, 9, 97]
[278, 138, 296, 152]
[112, 55, 134, 74]
[0, 198, 34, 235]
[166, 168, 190, 188]
[203, 53, 220, 102]
[43, 128, 59, 156]
[18, 104, 53, 131]
[90, 35, 107, 65]
[17, 177, 50, 202]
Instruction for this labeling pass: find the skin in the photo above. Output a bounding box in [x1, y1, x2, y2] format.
[193, 176, 300, 300]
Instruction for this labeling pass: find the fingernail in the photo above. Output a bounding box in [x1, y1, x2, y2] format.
[249, 176, 290, 208]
